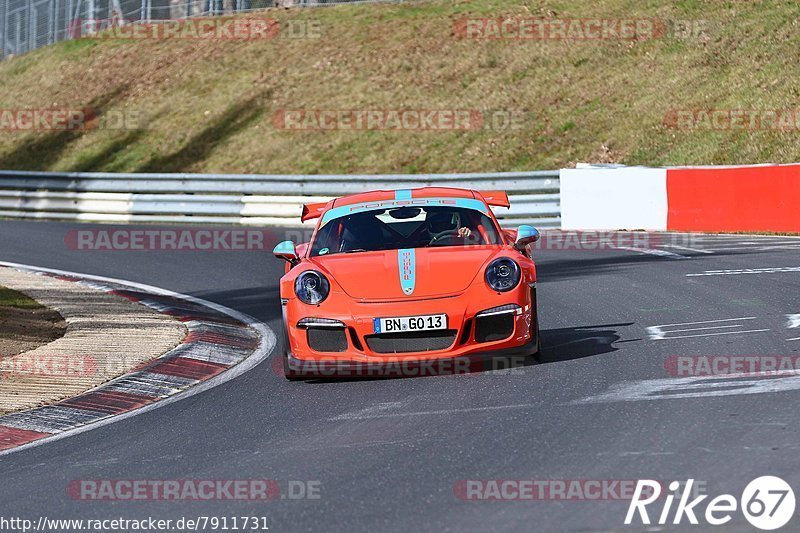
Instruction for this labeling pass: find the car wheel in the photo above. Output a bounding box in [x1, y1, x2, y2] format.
[283, 352, 305, 381]
[529, 314, 542, 362]
[280, 322, 304, 381]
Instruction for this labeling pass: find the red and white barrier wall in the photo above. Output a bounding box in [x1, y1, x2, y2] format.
[561, 163, 800, 232]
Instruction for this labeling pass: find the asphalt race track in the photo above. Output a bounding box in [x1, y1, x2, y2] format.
[1, 219, 799, 531]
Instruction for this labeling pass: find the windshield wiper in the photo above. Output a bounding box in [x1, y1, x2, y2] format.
[343, 248, 368, 253]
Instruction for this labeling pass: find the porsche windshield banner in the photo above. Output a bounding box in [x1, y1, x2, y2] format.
[319, 197, 489, 225]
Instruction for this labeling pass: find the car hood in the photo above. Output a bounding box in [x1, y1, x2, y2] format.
[312, 246, 499, 300]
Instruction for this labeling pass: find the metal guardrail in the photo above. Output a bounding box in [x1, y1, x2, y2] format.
[0, 170, 561, 227]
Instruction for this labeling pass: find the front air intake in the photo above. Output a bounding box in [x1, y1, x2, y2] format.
[365, 330, 458, 354]
[307, 328, 348, 352]
[474, 313, 515, 343]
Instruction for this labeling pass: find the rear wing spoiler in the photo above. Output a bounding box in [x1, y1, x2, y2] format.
[478, 191, 510, 208]
[301, 202, 328, 222]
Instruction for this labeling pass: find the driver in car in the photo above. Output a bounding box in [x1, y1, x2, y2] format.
[426, 211, 473, 240]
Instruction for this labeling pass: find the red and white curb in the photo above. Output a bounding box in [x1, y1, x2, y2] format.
[0, 261, 275, 456]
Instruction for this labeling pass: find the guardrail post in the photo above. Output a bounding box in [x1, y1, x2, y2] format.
[87, 0, 94, 31]
[48, 0, 56, 44]
[65, 0, 71, 37]
[0, 0, 7, 60]
[27, 0, 34, 53]
[14, 9, 21, 55]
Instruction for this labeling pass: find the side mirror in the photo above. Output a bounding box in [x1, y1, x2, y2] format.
[514, 225, 540, 251]
[273, 240, 299, 264]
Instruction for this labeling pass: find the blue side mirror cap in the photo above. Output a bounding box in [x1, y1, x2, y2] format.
[514, 225, 540, 250]
[273, 240, 299, 262]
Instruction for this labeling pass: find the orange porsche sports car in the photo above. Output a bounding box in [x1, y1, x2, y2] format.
[272, 187, 541, 380]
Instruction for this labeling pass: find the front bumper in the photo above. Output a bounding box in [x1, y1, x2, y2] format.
[282, 283, 537, 376]
[284, 335, 538, 378]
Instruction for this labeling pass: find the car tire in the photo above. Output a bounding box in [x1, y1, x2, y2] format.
[280, 321, 305, 381]
[529, 315, 542, 362]
[283, 352, 305, 381]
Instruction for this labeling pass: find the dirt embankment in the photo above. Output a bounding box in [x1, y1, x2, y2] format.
[0, 286, 66, 359]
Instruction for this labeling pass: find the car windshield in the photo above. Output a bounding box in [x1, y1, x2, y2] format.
[310, 204, 502, 256]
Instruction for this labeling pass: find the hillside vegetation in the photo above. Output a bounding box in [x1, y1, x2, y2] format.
[0, 0, 799, 174]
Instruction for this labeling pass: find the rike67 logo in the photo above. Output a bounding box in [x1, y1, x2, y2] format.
[625, 477, 795, 530]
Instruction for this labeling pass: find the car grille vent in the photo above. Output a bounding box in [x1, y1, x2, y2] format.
[307, 328, 348, 352]
[475, 314, 515, 343]
[365, 330, 458, 354]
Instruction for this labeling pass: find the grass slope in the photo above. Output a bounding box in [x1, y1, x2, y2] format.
[0, 0, 799, 174]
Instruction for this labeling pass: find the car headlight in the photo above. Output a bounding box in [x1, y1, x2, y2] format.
[294, 270, 330, 305]
[485, 258, 521, 292]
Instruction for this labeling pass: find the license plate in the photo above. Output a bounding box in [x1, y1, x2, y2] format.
[374, 314, 447, 334]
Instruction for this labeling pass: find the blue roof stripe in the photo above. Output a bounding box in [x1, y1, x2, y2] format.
[320, 197, 488, 225]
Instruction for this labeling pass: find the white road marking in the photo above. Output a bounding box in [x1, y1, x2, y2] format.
[788, 337, 800, 342]
[646, 317, 758, 340]
[652, 317, 756, 328]
[787, 314, 800, 329]
[703, 245, 800, 252]
[609, 245, 688, 259]
[660, 244, 713, 254]
[0, 260, 276, 457]
[331, 402, 405, 420]
[691, 235, 800, 241]
[758, 244, 800, 250]
[658, 324, 743, 334]
[690, 236, 760, 240]
[705, 241, 800, 247]
[574, 372, 800, 404]
[651, 329, 771, 340]
[687, 267, 800, 276]
[331, 403, 537, 420]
